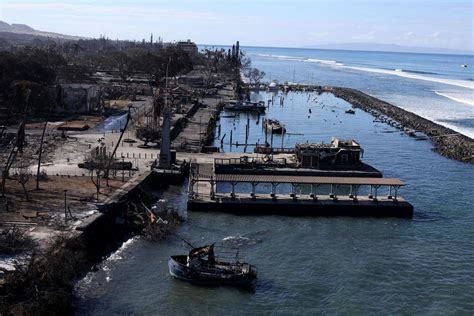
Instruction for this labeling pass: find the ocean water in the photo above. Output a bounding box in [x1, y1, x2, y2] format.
[242, 47, 474, 138]
[76, 48, 474, 315]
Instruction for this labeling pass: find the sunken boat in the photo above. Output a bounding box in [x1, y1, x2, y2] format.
[168, 244, 257, 287]
[345, 109, 355, 114]
[223, 100, 266, 112]
[264, 118, 286, 133]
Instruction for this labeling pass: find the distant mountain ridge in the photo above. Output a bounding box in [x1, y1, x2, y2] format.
[0, 20, 84, 41]
[305, 42, 473, 56]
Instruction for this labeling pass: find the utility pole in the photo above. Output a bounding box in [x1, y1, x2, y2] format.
[104, 105, 132, 186]
[270, 126, 274, 160]
[199, 115, 202, 149]
[159, 58, 172, 168]
[122, 155, 125, 182]
[64, 189, 68, 221]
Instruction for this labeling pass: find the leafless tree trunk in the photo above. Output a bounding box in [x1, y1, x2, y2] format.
[2, 89, 30, 198]
[13, 163, 31, 201]
[36, 120, 49, 190]
[18, 173, 30, 201]
[90, 169, 101, 202]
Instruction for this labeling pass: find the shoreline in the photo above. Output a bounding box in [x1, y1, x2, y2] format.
[0, 75, 235, 314]
[1, 64, 470, 312]
[0, 170, 177, 314]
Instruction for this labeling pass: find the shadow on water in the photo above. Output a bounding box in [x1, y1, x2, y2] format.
[254, 278, 284, 295]
[413, 208, 450, 222]
[168, 275, 258, 294]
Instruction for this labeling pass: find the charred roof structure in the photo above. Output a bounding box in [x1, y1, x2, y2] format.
[295, 137, 363, 169]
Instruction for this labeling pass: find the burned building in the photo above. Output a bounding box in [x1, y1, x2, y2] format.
[176, 74, 205, 88]
[295, 137, 363, 168]
[58, 84, 101, 114]
[176, 39, 198, 55]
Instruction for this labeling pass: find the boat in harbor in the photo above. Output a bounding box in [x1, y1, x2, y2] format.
[223, 100, 266, 112]
[168, 244, 258, 287]
[264, 118, 286, 133]
[268, 80, 279, 91]
[345, 109, 355, 114]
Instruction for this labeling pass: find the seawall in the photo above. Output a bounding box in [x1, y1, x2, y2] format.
[331, 87, 473, 164]
[0, 171, 168, 314]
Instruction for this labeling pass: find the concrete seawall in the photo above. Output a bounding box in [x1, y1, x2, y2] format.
[0, 171, 167, 314]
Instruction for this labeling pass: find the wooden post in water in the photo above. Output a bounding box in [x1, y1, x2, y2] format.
[270, 126, 274, 159]
[244, 122, 249, 153]
[264, 124, 268, 145]
[245, 116, 250, 150]
[281, 132, 284, 150]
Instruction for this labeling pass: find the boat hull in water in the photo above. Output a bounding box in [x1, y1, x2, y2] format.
[264, 119, 286, 134]
[168, 255, 257, 287]
[223, 101, 266, 113]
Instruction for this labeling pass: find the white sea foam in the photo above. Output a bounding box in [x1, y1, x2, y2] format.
[272, 54, 306, 60]
[432, 120, 474, 139]
[106, 236, 138, 262]
[223, 234, 250, 242]
[434, 90, 474, 107]
[259, 52, 474, 89]
[307, 58, 343, 66]
[257, 53, 305, 61]
[338, 65, 474, 90]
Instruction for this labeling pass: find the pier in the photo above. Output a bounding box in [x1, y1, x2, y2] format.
[187, 162, 414, 218]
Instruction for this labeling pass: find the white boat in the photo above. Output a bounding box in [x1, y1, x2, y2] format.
[461, 64, 468, 68]
[268, 80, 279, 91]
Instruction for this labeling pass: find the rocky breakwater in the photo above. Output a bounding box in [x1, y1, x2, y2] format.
[331, 87, 474, 164]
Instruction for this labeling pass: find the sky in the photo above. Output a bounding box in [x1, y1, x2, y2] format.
[0, 0, 473, 51]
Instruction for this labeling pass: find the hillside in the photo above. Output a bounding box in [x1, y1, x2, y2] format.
[0, 20, 84, 42]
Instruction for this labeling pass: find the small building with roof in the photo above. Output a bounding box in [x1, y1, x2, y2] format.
[177, 39, 198, 55]
[295, 137, 363, 168]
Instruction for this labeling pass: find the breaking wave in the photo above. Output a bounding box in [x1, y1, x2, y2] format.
[395, 68, 440, 75]
[257, 54, 305, 61]
[342, 65, 474, 89]
[257, 52, 474, 89]
[307, 58, 344, 66]
[434, 90, 474, 107]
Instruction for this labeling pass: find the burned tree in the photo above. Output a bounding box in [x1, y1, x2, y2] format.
[90, 168, 102, 202]
[248, 68, 266, 84]
[87, 141, 108, 202]
[12, 161, 31, 201]
[1, 88, 30, 198]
